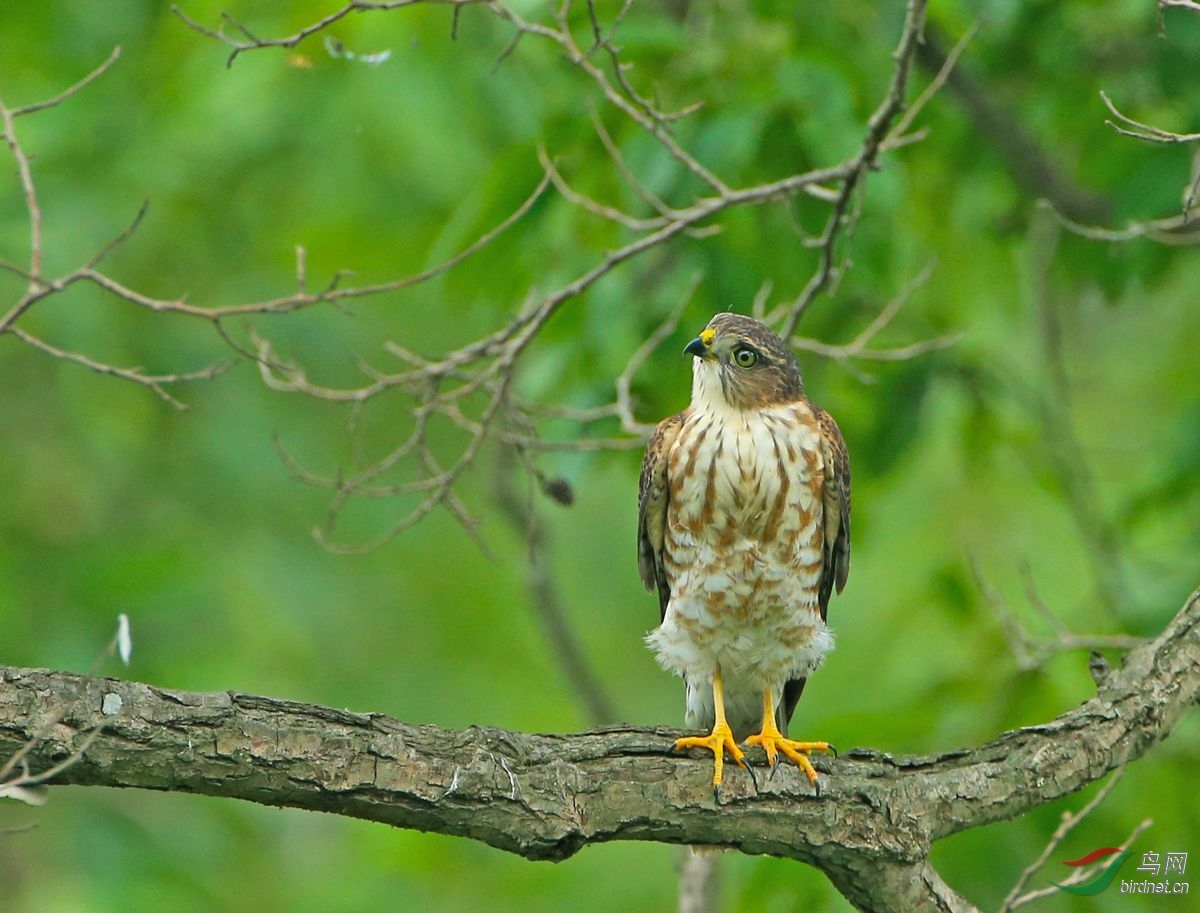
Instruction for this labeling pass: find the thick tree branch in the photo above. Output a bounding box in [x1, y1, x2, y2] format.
[2, 586, 1196, 912]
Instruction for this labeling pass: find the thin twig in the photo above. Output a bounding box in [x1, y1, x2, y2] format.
[0, 100, 44, 281]
[588, 103, 676, 218]
[10, 47, 123, 117]
[488, 1, 730, 195]
[885, 20, 979, 149]
[8, 328, 233, 409]
[999, 765, 1148, 913]
[790, 261, 962, 376]
[538, 145, 666, 231]
[171, 1, 486, 67]
[1099, 90, 1200, 144]
[776, 0, 929, 339]
[969, 555, 1146, 672]
[614, 280, 699, 435]
[56, 0, 942, 550]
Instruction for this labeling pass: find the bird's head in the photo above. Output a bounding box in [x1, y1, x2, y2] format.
[684, 312, 803, 411]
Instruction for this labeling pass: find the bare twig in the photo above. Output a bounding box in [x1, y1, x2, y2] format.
[10, 46, 123, 118]
[1003, 796, 1152, 907]
[969, 556, 1146, 672]
[1099, 90, 1200, 214]
[884, 19, 979, 149]
[588, 103, 676, 219]
[614, 280, 699, 435]
[7, 327, 233, 410]
[0, 101, 44, 281]
[0, 728, 104, 791]
[73, 168, 554, 326]
[1100, 91, 1200, 144]
[775, 0, 929, 340]
[0, 51, 233, 406]
[538, 145, 666, 232]
[790, 261, 962, 378]
[1053, 206, 1200, 244]
[488, 1, 730, 195]
[1002, 769, 1151, 911]
[12, 1, 944, 550]
[171, 1, 486, 67]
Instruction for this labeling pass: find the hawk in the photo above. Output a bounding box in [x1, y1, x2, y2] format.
[638, 312, 851, 790]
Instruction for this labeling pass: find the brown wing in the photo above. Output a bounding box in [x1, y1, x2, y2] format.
[814, 406, 851, 620]
[637, 410, 686, 620]
[781, 404, 852, 729]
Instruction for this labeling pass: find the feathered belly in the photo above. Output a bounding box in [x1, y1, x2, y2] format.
[646, 404, 832, 688]
[647, 541, 832, 685]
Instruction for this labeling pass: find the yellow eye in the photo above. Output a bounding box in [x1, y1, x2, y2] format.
[732, 347, 758, 368]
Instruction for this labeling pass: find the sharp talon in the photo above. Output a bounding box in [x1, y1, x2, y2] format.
[813, 777, 822, 798]
[746, 762, 759, 795]
[745, 727, 831, 792]
[828, 743, 839, 759]
[674, 721, 744, 789]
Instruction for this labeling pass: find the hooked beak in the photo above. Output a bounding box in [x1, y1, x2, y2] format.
[683, 327, 716, 359]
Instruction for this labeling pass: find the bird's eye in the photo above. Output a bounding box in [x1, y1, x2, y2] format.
[732, 347, 759, 368]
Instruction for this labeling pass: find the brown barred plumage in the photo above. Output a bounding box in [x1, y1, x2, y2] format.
[637, 313, 851, 789]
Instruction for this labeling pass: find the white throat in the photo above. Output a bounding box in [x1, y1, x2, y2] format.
[690, 359, 729, 413]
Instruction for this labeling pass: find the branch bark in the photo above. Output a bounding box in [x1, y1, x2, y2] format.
[2, 586, 1196, 912]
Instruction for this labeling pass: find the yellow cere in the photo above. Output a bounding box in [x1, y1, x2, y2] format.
[699, 328, 716, 346]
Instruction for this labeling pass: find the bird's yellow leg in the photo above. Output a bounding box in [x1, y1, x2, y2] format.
[744, 689, 832, 788]
[673, 669, 747, 787]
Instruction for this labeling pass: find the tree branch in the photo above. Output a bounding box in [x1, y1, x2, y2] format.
[2, 586, 1196, 913]
[171, 1, 485, 68]
[159, 0, 953, 551]
[776, 0, 929, 340]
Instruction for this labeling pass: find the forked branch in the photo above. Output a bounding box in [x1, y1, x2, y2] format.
[7, 0, 957, 548]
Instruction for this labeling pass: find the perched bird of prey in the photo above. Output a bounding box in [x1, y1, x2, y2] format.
[638, 312, 851, 790]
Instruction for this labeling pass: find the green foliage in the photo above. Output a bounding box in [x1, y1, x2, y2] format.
[2, 1, 1199, 911]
